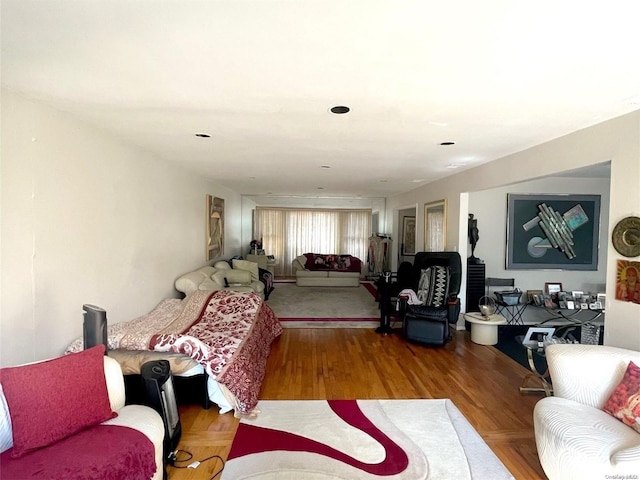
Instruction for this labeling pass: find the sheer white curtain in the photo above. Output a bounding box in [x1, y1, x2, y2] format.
[426, 210, 444, 251]
[254, 208, 371, 276]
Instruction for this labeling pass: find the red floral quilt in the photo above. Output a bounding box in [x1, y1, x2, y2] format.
[149, 290, 282, 416]
[66, 290, 282, 417]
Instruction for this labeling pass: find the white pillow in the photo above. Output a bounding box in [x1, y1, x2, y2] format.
[213, 261, 232, 270]
[225, 269, 252, 284]
[232, 259, 260, 281]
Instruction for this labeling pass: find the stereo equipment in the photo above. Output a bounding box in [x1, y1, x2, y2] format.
[82, 304, 108, 351]
[141, 360, 182, 461]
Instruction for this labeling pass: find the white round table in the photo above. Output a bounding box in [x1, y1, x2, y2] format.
[463, 313, 507, 345]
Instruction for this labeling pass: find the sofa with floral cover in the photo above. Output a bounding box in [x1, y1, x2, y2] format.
[292, 253, 363, 287]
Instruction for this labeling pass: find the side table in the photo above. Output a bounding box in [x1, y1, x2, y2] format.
[463, 312, 507, 345]
[516, 335, 553, 396]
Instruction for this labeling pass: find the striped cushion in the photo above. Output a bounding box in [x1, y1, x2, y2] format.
[417, 266, 450, 308]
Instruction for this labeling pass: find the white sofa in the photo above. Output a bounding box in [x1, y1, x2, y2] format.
[292, 254, 362, 287]
[533, 344, 640, 480]
[0, 353, 165, 480]
[175, 261, 265, 298]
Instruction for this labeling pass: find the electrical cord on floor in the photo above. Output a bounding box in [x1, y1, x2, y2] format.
[168, 449, 225, 480]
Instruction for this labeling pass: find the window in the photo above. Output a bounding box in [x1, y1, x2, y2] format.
[254, 208, 372, 275]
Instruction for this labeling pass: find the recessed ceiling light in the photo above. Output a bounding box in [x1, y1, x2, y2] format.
[446, 163, 464, 169]
[195, 133, 211, 138]
[440, 141, 455, 146]
[330, 106, 350, 114]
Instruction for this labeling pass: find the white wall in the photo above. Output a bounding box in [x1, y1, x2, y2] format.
[387, 111, 640, 350]
[0, 90, 243, 366]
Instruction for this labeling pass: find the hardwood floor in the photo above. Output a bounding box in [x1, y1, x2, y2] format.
[168, 328, 547, 479]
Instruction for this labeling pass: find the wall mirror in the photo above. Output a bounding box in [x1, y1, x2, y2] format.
[424, 199, 446, 252]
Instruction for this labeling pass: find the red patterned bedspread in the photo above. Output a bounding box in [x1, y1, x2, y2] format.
[66, 290, 282, 417]
[149, 290, 282, 416]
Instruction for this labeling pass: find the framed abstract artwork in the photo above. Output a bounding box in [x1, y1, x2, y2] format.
[506, 194, 600, 270]
[206, 195, 224, 261]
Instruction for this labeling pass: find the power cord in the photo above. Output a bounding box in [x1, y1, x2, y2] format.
[168, 449, 225, 480]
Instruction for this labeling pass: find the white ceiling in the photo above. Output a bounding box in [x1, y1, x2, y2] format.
[2, 1, 638, 199]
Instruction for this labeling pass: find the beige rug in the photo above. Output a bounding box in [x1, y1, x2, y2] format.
[267, 282, 380, 328]
[223, 399, 514, 480]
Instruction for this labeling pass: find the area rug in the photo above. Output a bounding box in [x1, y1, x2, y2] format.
[267, 283, 380, 328]
[223, 399, 514, 480]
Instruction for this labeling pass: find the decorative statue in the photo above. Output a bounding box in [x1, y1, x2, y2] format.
[468, 213, 482, 264]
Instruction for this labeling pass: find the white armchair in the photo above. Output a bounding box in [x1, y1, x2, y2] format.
[533, 344, 640, 480]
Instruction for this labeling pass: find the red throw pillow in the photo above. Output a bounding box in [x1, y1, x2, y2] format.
[602, 360, 640, 433]
[0, 345, 117, 457]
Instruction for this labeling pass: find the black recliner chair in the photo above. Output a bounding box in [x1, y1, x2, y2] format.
[400, 251, 462, 346]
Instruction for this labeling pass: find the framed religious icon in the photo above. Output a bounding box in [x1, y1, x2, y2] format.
[206, 195, 224, 260]
[402, 216, 416, 255]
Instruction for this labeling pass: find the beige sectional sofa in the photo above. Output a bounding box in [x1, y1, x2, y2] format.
[175, 261, 265, 299]
[292, 254, 363, 287]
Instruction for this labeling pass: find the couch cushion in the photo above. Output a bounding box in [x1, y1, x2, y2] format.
[602, 360, 640, 433]
[232, 259, 260, 281]
[225, 269, 253, 284]
[0, 345, 116, 457]
[0, 423, 157, 480]
[214, 260, 232, 270]
[295, 270, 329, 278]
[534, 396, 640, 478]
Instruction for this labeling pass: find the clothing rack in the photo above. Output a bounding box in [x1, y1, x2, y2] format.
[367, 235, 392, 277]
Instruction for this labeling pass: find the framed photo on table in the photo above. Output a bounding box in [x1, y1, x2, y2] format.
[545, 283, 563, 295]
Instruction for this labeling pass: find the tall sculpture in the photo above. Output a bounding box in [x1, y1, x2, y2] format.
[468, 213, 482, 264]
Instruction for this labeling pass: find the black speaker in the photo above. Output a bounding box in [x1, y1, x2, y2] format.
[140, 360, 182, 461]
[82, 304, 108, 351]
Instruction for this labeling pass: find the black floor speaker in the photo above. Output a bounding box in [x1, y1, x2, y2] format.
[140, 360, 182, 460]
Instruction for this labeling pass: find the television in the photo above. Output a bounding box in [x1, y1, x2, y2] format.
[82, 304, 108, 351]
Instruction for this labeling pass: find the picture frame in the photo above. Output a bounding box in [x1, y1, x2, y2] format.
[527, 290, 543, 304]
[206, 195, 225, 261]
[506, 194, 601, 270]
[545, 282, 563, 295]
[402, 216, 416, 255]
[522, 327, 555, 347]
[615, 259, 640, 303]
[424, 199, 446, 252]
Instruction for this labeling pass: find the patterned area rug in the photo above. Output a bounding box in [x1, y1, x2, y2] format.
[268, 282, 380, 327]
[222, 399, 514, 480]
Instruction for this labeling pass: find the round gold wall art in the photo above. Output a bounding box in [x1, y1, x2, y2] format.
[612, 216, 640, 258]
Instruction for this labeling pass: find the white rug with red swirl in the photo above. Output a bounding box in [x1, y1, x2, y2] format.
[222, 399, 514, 480]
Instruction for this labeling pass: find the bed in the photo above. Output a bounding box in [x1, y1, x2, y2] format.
[66, 290, 282, 418]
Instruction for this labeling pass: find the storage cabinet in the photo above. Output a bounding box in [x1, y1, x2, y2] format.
[466, 263, 486, 313]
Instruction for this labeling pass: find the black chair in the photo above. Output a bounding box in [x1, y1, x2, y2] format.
[401, 252, 462, 346]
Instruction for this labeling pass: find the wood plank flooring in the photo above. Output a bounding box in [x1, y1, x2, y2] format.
[168, 328, 547, 479]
